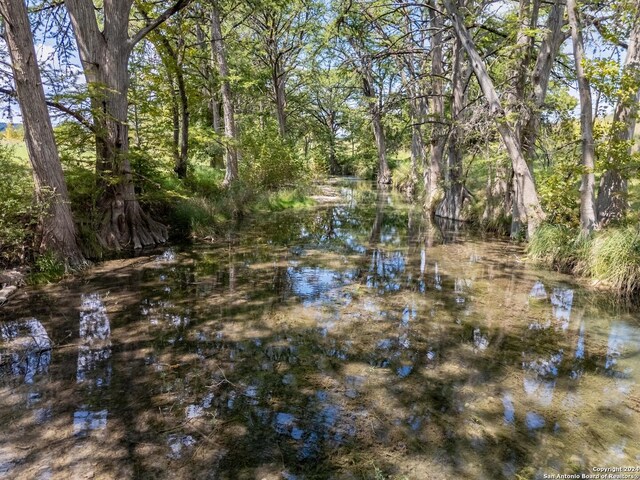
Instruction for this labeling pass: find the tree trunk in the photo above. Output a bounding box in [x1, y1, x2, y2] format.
[146, 18, 189, 178]
[0, 0, 85, 266]
[484, 1, 562, 227]
[63, 0, 193, 249]
[596, 2, 640, 226]
[328, 112, 339, 175]
[567, 0, 596, 235]
[211, 2, 239, 186]
[408, 98, 423, 196]
[371, 104, 391, 185]
[197, 17, 222, 169]
[273, 63, 287, 137]
[211, 96, 221, 134]
[521, 0, 565, 160]
[403, 73, 424, 196]
[176, 59, 189, 178]
[361, 62, 391, 185]
[485, 0, 562, 228]
[443, 0, 545, 238]
[512, 0, 539, 138]
[169, 74, 181, 168]
[482, 160, 510, 224]
[399, 65, 422, 196]
[436, 35, 470, 221]
[425, 1, 445, 211]
[393, 8, 426, 197]
[94, 59, 167, 249]
[507, 0, 536, 235]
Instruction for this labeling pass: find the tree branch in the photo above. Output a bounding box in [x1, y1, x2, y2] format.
[129, 0, 194, 49]
[47, 100, 95, 132]
[0, 87, 95, 132]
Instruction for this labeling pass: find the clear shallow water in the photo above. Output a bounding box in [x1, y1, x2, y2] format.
[1, 180, 639, 479]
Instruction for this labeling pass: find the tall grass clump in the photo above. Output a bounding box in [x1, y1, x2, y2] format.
[170, 196, 221, 240]
[29, 250, 66, 284]
[391, 156, 420, 196]
[529, 223, 640, 296]
[528, 224, 586, 272]
[169, 178, 258, 240]
[589, 226, 640, 296]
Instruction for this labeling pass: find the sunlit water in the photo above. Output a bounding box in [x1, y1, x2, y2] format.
[1, 180, 639, 479]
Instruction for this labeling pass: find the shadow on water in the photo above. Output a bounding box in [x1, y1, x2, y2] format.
[1, 179, 640, 479]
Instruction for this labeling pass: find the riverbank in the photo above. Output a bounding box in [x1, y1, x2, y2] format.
[528, 224, 640, 297]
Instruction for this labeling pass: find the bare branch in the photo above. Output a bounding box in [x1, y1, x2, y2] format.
[0, 87, 95, 132]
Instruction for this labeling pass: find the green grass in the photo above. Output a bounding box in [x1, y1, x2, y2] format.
[627, 177, 640, 213]
[589, 226, 640, 295]
[255, 187, 316, 212]
[0, 143, 36, 268]
[391, 154, 421, 195]
[28, 251, 66, 284]
[528, 224, 588, 272]
[528, 224, 640, 296]
[1, 138, 28, 160]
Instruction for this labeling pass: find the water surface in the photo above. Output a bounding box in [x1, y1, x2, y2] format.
[1, 180, 639, 479]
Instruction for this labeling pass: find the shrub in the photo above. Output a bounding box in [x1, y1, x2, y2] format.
[240, 118, 303, 189]
[183, 164, 224, 199]
[536, 155, 581, 227]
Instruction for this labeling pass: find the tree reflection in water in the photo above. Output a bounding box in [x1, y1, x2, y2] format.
[0, 180, 639, 479]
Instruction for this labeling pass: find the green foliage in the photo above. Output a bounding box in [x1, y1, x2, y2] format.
[529, 224, 640, 296]
[1, 123, 24, 141]
[536, 153, 581, 227]
[257, 188, 315, 212]
[0, 144, 36, 267]
[584, 58, 621, 101]
[29, 251, 66, 284]
[187, 122, 225, 169]
[544, 85, 579, 120]
[239, 118, 304, 189]
[391, 153, 420, 195]
[595, 118, 640, 177]
[183, 164, 225, 199]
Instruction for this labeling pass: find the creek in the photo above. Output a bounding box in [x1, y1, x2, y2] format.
[1, 179, 639, 479]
